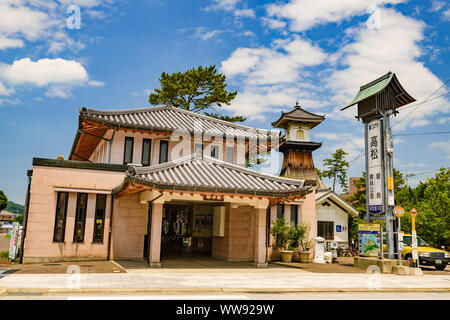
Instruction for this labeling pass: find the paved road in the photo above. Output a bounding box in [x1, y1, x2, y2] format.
[1, 271, 449, 291]
[1, 292, 450, 300]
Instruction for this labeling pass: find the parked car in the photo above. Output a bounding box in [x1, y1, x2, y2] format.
[402, 234, 449, 270]
[383, 234, 449, 270]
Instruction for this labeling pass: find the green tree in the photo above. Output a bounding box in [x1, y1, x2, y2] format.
[13, 214, 23, 225]
[0, 190, 7, 212]
[148, 65, 244, 122]
[407, 168, 449, 248]
[321, 149, 349, 192]
[348, 168, 450, 248]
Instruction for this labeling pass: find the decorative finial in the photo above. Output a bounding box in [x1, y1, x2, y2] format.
[295, 100, 300, 108]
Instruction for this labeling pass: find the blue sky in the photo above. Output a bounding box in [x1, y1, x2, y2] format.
[0, 0, 449, 204]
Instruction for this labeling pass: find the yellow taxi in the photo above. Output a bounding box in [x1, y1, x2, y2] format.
[383, 234, 449, 270]
[400, 234, 449, 270]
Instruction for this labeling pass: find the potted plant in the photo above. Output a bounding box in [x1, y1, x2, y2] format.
[297, 223, 312, 263]
[270, 218, 293, 263]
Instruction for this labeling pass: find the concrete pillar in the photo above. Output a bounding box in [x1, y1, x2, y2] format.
[149, 202, 163, 268]
[284, 204, 291, 225]
[254, 207, 268, 268]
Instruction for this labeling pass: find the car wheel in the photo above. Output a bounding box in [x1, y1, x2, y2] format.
[435, 264, 447, 271]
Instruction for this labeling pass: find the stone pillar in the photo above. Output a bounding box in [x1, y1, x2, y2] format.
[149, 202, 163, 268]
[254, 207, 268, 268]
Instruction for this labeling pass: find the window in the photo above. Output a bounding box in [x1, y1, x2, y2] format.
[290, 205, 298, 226]
[123, 137, 134, 164]
[226, 147, 234, 163]
[53, 192, 68, 242]
[73, 193, 88, 242]
[210, 145, 219, 159]
[317, 221, 334, 240]
[296, 130, 304, 140]
[92, 194, 107, 243]
[195, 143, 203, 154]
[159, 140, 169, 163]
[142, 139, 152, 166]
[276, 204, 284, 219]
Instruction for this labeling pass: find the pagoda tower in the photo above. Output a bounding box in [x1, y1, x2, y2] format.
[272, 101, 325, 181]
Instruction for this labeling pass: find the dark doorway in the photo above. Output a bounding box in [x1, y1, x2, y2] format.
[161, 204, 213, 258]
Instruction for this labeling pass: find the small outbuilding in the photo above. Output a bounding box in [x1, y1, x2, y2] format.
[315, 189, 359, 249]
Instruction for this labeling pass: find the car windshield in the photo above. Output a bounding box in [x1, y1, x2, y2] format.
[403, 235, 428, 247]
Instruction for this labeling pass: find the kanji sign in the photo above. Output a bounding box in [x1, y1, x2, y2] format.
[366, 119, 383, 214]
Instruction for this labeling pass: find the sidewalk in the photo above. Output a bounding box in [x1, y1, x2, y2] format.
[1, 269, 449, 294]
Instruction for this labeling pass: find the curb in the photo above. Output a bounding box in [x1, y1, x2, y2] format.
[2, 287, 449, 296]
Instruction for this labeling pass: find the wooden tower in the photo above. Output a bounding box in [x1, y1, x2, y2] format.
[272, 102, 325, 181]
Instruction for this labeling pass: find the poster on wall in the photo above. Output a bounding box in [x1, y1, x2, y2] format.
[358, 224, 381, 257]
[193, 213, 213, 237]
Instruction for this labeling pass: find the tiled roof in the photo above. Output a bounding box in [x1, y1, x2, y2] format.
[80, 105, 278, 139]
[315, 188, 359, 217]
[114, 153, 312, 197]
[272, 103, 325, 128]
[342, 71, 416, 110]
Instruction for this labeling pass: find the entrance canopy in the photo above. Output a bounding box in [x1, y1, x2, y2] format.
[113, 153, 313, 200]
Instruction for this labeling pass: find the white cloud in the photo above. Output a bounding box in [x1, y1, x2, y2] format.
[88, 80, 105, 87]
[57, 0, 113, 8]
[221, 36, 327, 85]
[261, 17, 287, 30]
[326, 8, 450, 130]
[0, 35, 24, 50]
[429, 140, 450, 159]
[206, 0, 240, 12]
[0, 58, 88, 86]
[194, 27, 223, 41]
[0, 82, 15, 96]
[205, 0, 255, 18]
[265, 0, 405, 32]
[0, 58, 102, 100]
[315, 132, 365, 160]
[220, 36, 327, 120]
[0, 1, 55, 41]
[238, 31, 255, 37]
[438, 117, 450, 124]
[45, 85, 72, 98]
[443, 9, 450, 20]
[234, 8, 255, 18]
[0, 1, 112, 53]
[430, 1, 446, 12]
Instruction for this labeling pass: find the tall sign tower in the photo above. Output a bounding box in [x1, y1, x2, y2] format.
[272, 101, 325, 181]
[342, 72, 415, 259]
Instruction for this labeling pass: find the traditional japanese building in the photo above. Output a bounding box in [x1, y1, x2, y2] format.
[272, 101, 325, 181]
[20, 103, 356, 266]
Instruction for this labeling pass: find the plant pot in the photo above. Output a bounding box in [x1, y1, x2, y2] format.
[280, 250, 294, 263]
[298, 251, 310, 263]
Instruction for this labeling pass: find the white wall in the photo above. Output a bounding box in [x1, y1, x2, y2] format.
[316, 199, 349, 242]
[89, 129, 247, 166]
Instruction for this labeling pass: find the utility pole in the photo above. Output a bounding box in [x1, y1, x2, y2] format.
[382, 110, 396, 259]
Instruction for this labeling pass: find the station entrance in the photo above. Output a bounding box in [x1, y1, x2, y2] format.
[156, 203, 218, 259]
